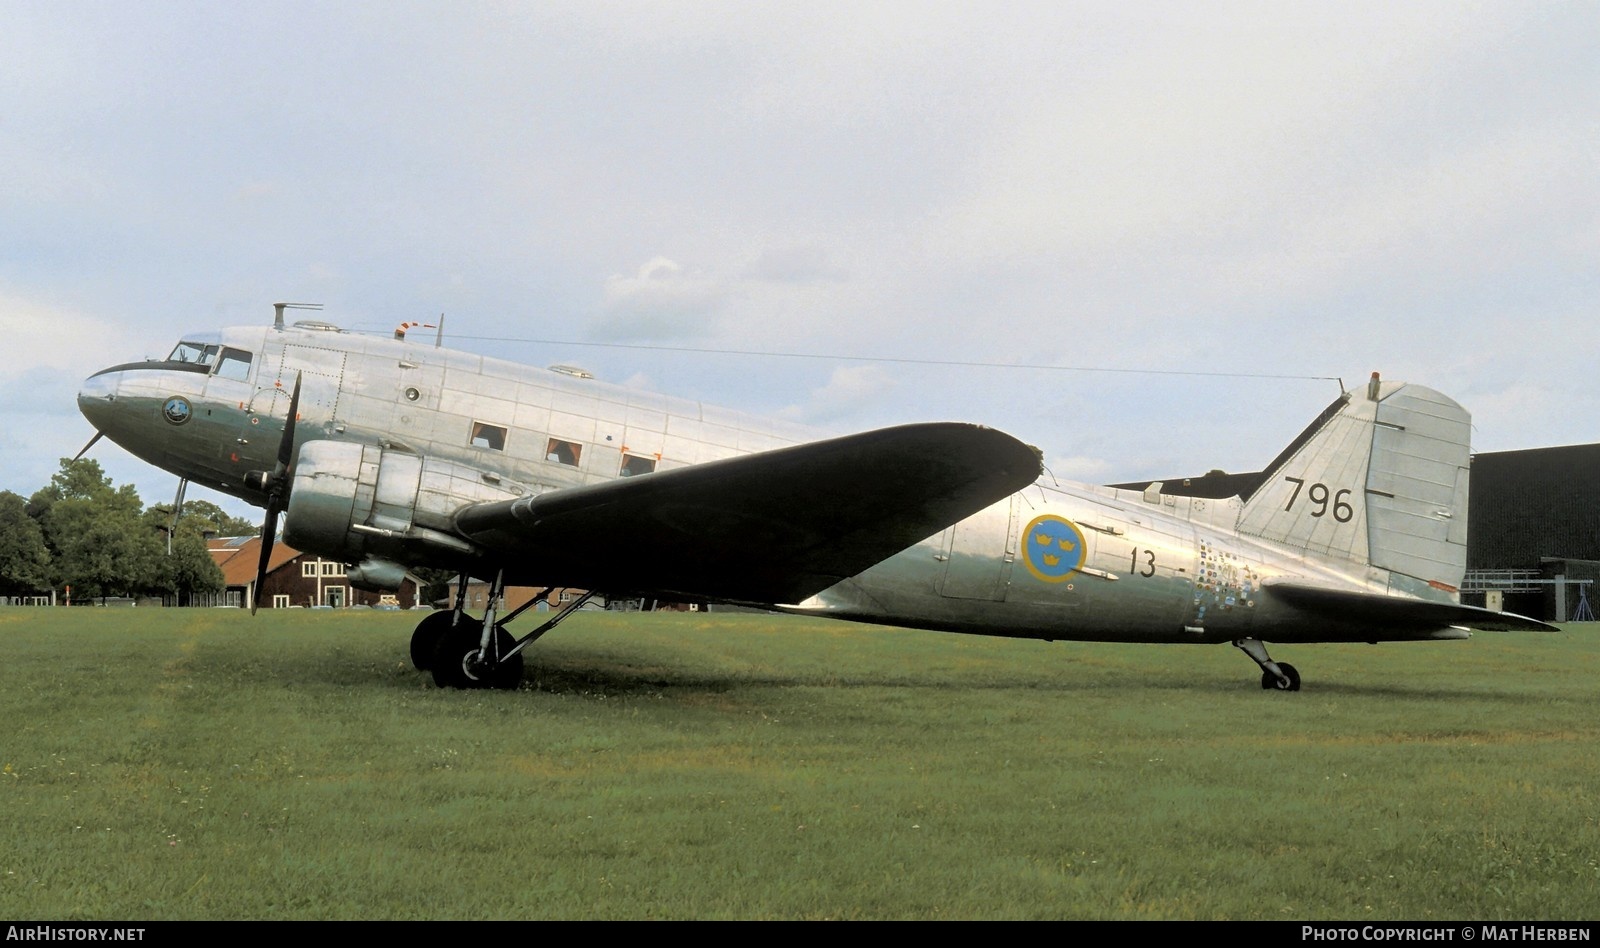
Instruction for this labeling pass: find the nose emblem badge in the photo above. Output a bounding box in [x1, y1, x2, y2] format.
[162, 396, 193, 425]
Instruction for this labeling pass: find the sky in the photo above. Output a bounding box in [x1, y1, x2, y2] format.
[3, 1, 1596, 523]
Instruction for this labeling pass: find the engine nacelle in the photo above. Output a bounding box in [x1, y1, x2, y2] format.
[346, 557, 410, 593]
[284, 440, 527, 572]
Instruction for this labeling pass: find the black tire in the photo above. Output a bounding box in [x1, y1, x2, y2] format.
[1262, 662, 1302, 691]
[409, 611, 458, 671]
[431, 622, 479, 689]
[431, 623, 523, 690]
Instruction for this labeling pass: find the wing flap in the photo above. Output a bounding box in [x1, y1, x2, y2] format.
[1263, 579, 1559, 633]
[454, 422, 1041, 604]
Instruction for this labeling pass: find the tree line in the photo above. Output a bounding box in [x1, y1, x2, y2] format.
[0, 458, 258, 605]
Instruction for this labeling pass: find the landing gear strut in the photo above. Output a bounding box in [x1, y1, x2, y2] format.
[1233, 638, 1301, 691]
[422, 570, 598, 691]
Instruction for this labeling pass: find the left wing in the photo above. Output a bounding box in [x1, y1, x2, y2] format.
[454, 422, 1041, 604]
[1263, 579, 1560, 634]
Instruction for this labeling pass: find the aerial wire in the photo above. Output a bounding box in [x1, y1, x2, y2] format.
[348, 328, 1339, 384]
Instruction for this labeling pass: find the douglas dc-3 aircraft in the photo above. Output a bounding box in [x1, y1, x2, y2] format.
[76, 304, 1554, 691]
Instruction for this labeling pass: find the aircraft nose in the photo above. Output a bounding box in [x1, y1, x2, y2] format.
[77, 370, 122, 432]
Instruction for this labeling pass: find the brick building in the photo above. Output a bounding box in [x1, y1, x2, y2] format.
[208, 536, 425, 609]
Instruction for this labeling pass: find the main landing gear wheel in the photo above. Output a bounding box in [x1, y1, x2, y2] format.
[410, 611, 459, 671]
[1260, 661, 1301, 692]
[431, 623, 524, 691]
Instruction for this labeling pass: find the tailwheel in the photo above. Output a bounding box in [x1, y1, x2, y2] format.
[1260, 661, 1301, 692]
[410, 611, 459, 671]
[1235, 638, 1302, 692]
[432, 623, 523, 691]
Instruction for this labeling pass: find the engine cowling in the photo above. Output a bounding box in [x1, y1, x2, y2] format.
[283, 440, 527, 583]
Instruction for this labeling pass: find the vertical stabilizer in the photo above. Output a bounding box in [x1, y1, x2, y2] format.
[1236, 377, 1470, 596]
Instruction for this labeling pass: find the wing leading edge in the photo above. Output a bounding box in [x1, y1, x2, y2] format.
[453, 422, 1042, 604]
[1263, 579, 1560, 634]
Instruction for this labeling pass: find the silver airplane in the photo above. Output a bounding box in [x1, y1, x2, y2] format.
[76, 304, 1554, 691]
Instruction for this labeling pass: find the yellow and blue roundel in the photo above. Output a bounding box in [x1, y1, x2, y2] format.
[1022, 514, 1087, 583]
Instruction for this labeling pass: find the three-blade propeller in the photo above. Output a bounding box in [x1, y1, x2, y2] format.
[249, 374, 302, 614]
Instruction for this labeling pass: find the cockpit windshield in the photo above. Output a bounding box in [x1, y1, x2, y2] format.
[165, 340, 253, 381]
[168, 341, 219, 365]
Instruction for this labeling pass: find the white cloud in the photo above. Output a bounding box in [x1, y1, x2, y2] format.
[779, 364, 897, 425]
[0, 292, 144, 374]
[595, 257, 729, 340]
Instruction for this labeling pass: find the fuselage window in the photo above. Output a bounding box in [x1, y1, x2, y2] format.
[546, 438, 582, 467]
[471, 422, 507, 451]
[619, 454, 657, 477]
[214, 348, 253, 382]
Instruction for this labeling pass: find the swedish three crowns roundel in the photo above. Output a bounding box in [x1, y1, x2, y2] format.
[1022, 514, 1087, 583]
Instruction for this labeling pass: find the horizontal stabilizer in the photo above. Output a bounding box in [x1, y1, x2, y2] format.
[454, 422, 1042, 604]
[1263, 579, 1559, 633]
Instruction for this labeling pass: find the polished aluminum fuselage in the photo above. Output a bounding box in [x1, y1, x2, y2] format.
[79, 322, 1463, 647]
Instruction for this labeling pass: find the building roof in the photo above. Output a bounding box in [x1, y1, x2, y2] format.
[208, 535, 301, 586]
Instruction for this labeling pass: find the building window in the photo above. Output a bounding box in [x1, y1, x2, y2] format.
[620, 454, 657, 477]
[470, 422, 507, 451]
[320, 561, 344, 577]
[272, 594, 290, 609]
[546, 438, 582, 467]
[301, 562, 316, 577]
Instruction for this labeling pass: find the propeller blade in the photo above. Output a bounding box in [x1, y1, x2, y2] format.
[278, 373, 302, 471]
[72, 431, 103, 462]
[252, 507, 279, 615]
[252, 374, 301, 615]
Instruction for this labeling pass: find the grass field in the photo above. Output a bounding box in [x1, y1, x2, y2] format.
[1, 606, 1597, 921]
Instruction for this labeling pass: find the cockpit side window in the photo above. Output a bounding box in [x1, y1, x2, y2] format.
[214, 348, 253, 381]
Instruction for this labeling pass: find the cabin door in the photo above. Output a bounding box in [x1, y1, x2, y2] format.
[937, 496, 1018, 601]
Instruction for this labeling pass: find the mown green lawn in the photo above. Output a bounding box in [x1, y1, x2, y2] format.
[1, 607, 1596, 920]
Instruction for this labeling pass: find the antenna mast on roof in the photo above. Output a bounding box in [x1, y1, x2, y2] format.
[272, 302, 323, 330]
